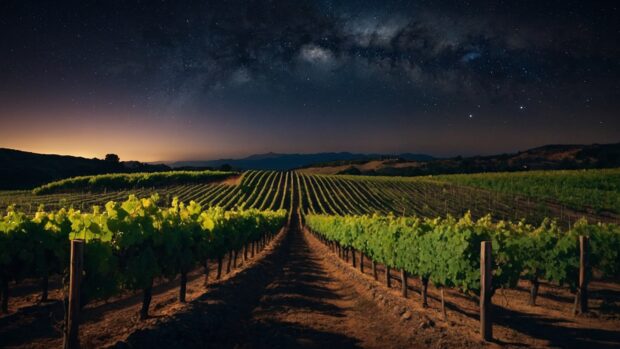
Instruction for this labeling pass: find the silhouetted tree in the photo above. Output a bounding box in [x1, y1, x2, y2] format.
[105, 154, 120, 163]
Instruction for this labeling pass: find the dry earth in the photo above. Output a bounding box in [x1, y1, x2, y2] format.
[1, 211, 619, 348]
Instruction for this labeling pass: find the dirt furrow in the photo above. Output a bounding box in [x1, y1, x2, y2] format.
[115, 215, 423, 348]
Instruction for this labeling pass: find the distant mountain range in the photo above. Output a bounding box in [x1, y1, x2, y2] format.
[0, 148, 170, 190]
[2, 142, 619, 190]
[298, 143, 620, 176]
[169, 152, 435, 171]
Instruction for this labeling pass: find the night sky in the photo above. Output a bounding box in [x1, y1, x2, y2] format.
[0, 1, 619, 161]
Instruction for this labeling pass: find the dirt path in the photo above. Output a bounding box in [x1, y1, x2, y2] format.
[3, 211, 617, 348]
[115, 215, 426, 349]
[118, 211, 619, 349]
[241, 223, 419, 348]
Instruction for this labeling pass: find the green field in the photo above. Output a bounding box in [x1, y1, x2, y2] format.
[32, 170, 235, 194]
[432, 168, 620, 214]
[2, 167, 619, 345]
[2, 169, 619, 227]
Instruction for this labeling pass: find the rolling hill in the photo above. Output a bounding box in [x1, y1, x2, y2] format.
[0, 148, 170, 189]
[170, 152, 435, 171]
[3, 142, 618, 190]
[298, 143, 620, 176]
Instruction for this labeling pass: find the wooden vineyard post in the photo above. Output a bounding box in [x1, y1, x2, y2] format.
[226, 250, 233, 273]
[1, 276, 8, 313]
[386, 266, 392, 288]
[421, 277, 429, 308]
[41, 274, 49, 302]
[216, 256, 223, 279]
[359, 252, 364, 273]
[401, 269, 408, 298]
[372, 260, 378, 280]
[441, 288, 447, 320]
[63, 239, 84, 349]
[204, 259, 210, 287]
[140, 281, 153, 320]
[351, 249, 357, 268]
[480, 241, 492, 341]
[179, 270, 188, 303]
[529, 278, 539, 306]
[577, 236, 589, 315]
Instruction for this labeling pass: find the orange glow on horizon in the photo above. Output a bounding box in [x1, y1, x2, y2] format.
[0, 108, 241, 162]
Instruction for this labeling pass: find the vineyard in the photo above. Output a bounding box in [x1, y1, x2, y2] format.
[305, 212, 619, 308]
[3, 0, 618, 346]
[0, 170, 293, 214]
[0, 195, 288, 317]
[432, 168, 620, 214]
[5, 170, 617, 226]
[0, 168, 619, 348]
[294, 172, 619, 226]
[32, 170, 235, 195]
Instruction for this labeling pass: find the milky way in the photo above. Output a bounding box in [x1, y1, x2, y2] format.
[0, 1, 618, 160]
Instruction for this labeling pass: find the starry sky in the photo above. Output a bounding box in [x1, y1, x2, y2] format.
[0, 0, 619, 161]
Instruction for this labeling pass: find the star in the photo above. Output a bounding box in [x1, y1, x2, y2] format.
[468, 114, 474, 118]
[519, 105, 525, 110]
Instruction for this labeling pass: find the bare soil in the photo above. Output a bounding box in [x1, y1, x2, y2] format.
[110, 214, 454, 348]
[308, 229, 620, 348]
[221, 173, 244, 186]
[1, 212, 619, 348]
[0, 228, 282, 348]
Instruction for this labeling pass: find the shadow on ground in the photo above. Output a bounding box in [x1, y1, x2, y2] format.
[114, 214, 362, 349]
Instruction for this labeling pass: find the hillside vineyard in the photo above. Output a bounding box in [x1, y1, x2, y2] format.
[1, 168, 619, 348]
[2, 169, 619, 227]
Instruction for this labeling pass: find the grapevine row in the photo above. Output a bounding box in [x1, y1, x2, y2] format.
[305, 212, 620, 309]
[0, 194, 287, 317]
[3, 170, 617, 228]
